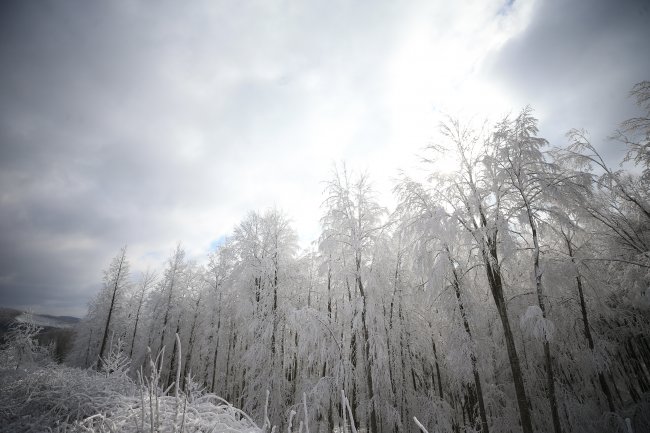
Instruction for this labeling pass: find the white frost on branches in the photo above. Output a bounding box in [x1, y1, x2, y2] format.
[520, 305, 555, 342]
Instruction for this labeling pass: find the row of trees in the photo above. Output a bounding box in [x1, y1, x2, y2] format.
[69, 82, 650, 433]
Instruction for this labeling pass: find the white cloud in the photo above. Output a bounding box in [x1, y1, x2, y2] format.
[0, 0, 647, 315]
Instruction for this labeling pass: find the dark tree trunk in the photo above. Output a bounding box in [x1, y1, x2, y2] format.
[97, 249, 127, 368]
[446, 245, 489, 433]
[357, 257, 378, 433]
[565, 233, 615, 412]
[482, 240, 533, 433]
[525, 209, 562, 433]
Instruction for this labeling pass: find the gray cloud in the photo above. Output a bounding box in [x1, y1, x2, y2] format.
[485, 0, 650, 157]
[0, 0, 402, 315]
[1, 0, 648, 316]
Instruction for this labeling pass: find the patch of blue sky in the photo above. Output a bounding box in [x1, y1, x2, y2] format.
[498, 0, 515, 16]
[208, 235, 228, 252]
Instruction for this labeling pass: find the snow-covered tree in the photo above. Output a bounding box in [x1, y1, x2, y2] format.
[60, 81, 650, 433]
[320, 166, 386, 433]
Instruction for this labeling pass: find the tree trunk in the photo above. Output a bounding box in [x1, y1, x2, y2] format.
[432, 337, 444, 400]
[525, 208, 562, 433]
[167, 320, 181, 388]
[464, 171, 533, 433]
[97, 248, 127, 367]
[483, 241, 533, 433]
[446, 246, 489, 433]
[211, 312, 222, 393]
[357, 257, 378, 433]
[129, 289, 144, 359]
[565, 233, 615, 412]
[182, 297, 201, 389]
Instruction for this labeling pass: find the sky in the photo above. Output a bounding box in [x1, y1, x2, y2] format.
[0, 0, 648, 317]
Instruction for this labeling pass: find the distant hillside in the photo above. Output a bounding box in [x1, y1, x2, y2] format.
[15, 312, 80, 329]
[0, 307, 80, 362]
[0, 307, 22, 334]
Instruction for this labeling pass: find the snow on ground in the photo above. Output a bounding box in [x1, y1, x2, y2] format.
[0, 363, 263, 433]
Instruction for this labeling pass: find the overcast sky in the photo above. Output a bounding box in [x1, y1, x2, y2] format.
[1, 0, 648, 317]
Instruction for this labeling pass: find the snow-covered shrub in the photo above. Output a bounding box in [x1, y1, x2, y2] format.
[0, 364, 136, 431]
[67, 341, 262, 433]
[99, 337, 130, 377]
[0, 330, 135, 430]
[0, 349, 263, 433]
[184, 371, 206, 403]
[71, 392, 262, 433]
[0, 312, 50, 369]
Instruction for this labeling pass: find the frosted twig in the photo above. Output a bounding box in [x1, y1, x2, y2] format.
[173, 333, 182, 432]
[302, 393, 309, 433]
[288, 410, 296, 433]
[414, 417, 429, 433]
[340, 390, 357, 433]
[263, 389, 271, 432]
[340, 390, 346, 433]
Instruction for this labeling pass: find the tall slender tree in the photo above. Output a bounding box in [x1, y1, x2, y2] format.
[97, 246, 130, 367]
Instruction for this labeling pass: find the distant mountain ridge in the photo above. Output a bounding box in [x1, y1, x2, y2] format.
[0, 307, 79, 362]
[15, 312, 80, 329]
[0, 307, 80, 332]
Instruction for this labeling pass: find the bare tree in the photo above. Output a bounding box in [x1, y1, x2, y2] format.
[97, 246, 130, 367]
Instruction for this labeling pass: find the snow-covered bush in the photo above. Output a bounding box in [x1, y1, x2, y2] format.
[0, 363, 136, 431]
[98, 337, 130, 377]
[71, 392, 262, 433]
[0, 361, 265, 433]
[0, 312, 52, 370]
[0, 335, 264, 433]
[69, 338, 263, 433]
[0, 363, 264, 433]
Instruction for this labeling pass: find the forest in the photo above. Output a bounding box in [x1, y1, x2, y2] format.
[1, 81, 649, 433]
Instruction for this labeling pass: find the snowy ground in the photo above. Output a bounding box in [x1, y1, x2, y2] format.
[0, 363, 264, 433]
